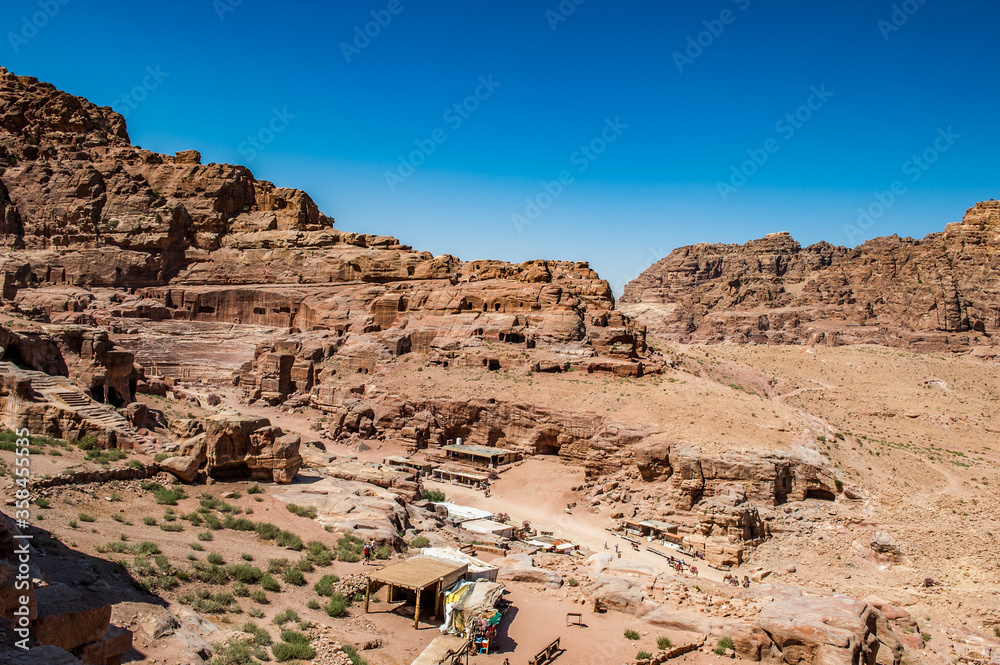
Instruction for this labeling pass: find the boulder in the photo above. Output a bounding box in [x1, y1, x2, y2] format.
[159, 455, 200, 483]
[495, 554, 563, 588]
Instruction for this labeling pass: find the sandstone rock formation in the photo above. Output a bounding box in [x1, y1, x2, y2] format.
[622, 202, 1000, 352]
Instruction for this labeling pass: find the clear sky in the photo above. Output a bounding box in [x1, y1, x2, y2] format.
[2, 0, 997, 295]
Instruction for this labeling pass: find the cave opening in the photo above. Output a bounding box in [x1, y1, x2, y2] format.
[806, 488, 836, 501]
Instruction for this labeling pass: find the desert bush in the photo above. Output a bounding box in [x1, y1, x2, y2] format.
[313, 573, 340, 597]
[250, 590, 268, 605]
[159, 523, 183, 532]
[624, 629, 640, 640]
[657, 636, 672, 650]
[282, 567, 306, 586]
[286, 503, 318, 519]
[409, 536, 430, 549]
[714, 636, 734, 655]
[226, 564, 265, 584]
[324, 593, 348, 618]
[273, 609, 299, 625]
[240, 621, 273, 646]
[421, 489, 445, 502]
[208, 553, 225, 565]
[260, 573, 280, 592]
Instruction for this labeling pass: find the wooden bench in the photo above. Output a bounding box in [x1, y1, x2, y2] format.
[528, 638, 562, 665]
[566, 613, 583, 626]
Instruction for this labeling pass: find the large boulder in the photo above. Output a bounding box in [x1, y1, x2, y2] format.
[495, 554, 563, 588]
[159, 455, 200, 483]
[203, 414, 302, 483]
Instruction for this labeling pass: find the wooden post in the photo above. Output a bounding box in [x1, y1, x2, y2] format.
[433, 580, 442, 618]
[365, 577, 371, 613]
[414, 586, 421, 630]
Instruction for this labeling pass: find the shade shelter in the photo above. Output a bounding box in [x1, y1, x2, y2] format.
[441, 444, 515, 468]
[367, 556, 469, 629]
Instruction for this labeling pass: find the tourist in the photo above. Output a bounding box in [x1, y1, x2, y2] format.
[691, 566, 698, 576]
[743, 576, 750, 588]
[363, 544, 372, 564]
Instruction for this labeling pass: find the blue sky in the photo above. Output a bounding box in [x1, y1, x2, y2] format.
[3, 0, 997, 295]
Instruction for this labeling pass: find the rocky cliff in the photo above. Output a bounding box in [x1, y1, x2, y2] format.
[621, 204, 1000, 352]
[0, 67, 647, 380]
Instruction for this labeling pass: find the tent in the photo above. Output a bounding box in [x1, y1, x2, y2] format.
[439, 579, 505, 638]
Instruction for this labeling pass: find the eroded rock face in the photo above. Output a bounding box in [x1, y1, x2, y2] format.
[685, 484, 769, 568]
[638, 442, 839, 509]
[622, 202, 1000, 352]
[0, 67, 650, 390]
[202, 414, 302, 483]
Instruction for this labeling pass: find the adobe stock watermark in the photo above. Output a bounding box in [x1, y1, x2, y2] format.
[843, 126, 959, 244]
[510, 117, 628, 234]
[111, 66, 169, 119]
[545, 0, 586, 31]
[213, 0, 242, 21]
[717, 84, 833, 201]
[384, 75, 501, 191]
[673, 0, 751, 73]
[237, 107, 296, 162]
[8, 0, 71, 54]
[877, 0, 928, 41]
[11, 426, 33, 650]
[340, 0, 413, 64]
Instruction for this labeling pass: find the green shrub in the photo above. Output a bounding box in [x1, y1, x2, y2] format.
[68, 520, 78, 529]
[714, 636, 735, 655]
[282, 567, 306, 586]
[35, 498, 51, 509]
[409, 536, 430, 549]
[567, 577, 578, 587]
[247, 484, 263, 494]
[295, 557, 314, 572]
[324, 593, 348, 618]
[126, 459, 144, 470]
[342, 644, 369, 665]
[421, 489, 446, 502]
[78, 513, 96, 523]
[143, 517, 157, 526]
[657, 636, 672, 650]
[250, 590, 268, 604]
[208, 553, 225, 565]
[267, 558, 289, 574]
[624, 629, 640, 640]
[226, 564, 264, 584]
[190, 542, 205, 551]
[224, 516, 255, 531]
[203, 513, 224, 530]
[260, 573, 280, 592]
[286, 503, 318, 519]
[233, 582, 249, 597]
[273, 609, 299, 625]
[256, 522, 281, 540]
[141, 481, 186, 505]
[374, 545, 390, 560]
[272, 639, 316, 662]
[133, 541, 160, 555]
[922, 633, 931, 644]
[637, 651, 652, 660]
[197, 530, 213, 541]
[275, 530, 303, 551]
[313, 574, 340, 597]
[159, 523, 183, 532]
[306, 599, 320, 610]
[241, 553, 254, 561]
[240, 621, 273, 646]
